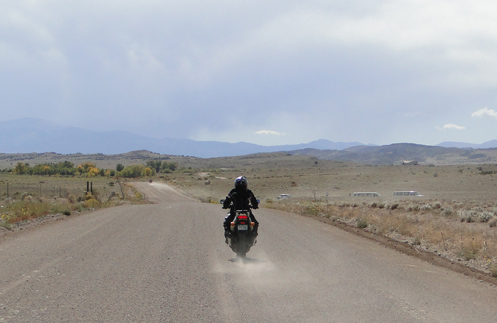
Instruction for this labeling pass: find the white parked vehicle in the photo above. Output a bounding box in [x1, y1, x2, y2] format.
[393, 191, 423, 197]
[353, 192, 381, 197]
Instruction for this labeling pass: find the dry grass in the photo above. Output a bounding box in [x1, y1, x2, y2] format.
[263, 198, 497, 274]
[0, 174, 123, 200]
[0, 175, 146, 229]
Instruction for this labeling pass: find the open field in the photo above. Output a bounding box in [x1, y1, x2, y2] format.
[163, 153, 497, 203]
[2, 151, 497, 278]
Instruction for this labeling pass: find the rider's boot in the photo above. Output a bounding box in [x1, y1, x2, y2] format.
[223, 221, 231, 244]
[251, 223, 259, 238]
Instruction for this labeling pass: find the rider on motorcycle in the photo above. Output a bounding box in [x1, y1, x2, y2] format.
[222, 176, 259, 238]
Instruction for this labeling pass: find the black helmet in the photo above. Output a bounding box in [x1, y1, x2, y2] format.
[234, 176, 248, 190]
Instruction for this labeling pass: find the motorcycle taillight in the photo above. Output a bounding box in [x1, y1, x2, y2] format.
[238, 215, 249, 220]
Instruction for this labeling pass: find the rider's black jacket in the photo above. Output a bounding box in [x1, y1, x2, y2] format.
[223, 188, 258, 210]
[223, 188, 259, 225]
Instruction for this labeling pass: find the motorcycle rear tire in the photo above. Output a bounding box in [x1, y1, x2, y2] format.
[236, 233, 249, 258]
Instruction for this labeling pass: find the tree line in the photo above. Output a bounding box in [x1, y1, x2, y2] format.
[6, 160, 178, 178]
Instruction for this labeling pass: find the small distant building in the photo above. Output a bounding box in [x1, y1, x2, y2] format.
[401, 160, 419, 165]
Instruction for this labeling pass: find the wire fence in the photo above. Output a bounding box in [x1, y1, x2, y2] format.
[0, 181, 121, 201]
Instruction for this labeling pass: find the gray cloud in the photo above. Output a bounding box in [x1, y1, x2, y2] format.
[1, 0, 497, 146]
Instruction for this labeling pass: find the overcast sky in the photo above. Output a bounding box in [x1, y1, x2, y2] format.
[2, 0, 497, 146]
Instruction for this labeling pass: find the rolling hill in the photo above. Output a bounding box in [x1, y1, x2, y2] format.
[2, 118, 497, 165]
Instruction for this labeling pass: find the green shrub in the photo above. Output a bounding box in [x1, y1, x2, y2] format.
[84, 197, 101, 209]
[72, 204, 83, 212]
[441, 207, 453, 217]
[0, 221, 12, 230]
[432, 201, 442, 209]
[388, 203, 399, 210]
[67, 194, 76, 203]
[420, 204, 432, 211]
[457, 247, 478, 261]
[357, 218, 368, 228]
[405, 203, 420, 212]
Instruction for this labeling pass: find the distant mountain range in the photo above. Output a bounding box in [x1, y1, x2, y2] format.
[437, 140, 497, 149]
[1, 118, 497, 163]
[0, 118, 364, 157]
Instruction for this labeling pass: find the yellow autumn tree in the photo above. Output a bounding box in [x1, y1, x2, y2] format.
[78, 162, 97, 172]
[141, 167, 154, 177]
[12, 162, 27, 175]
[87, 167, 100, 177]
[41, 165, 51, 175]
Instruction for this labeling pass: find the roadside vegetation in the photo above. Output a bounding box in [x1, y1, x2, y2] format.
[265, 198, 497, 277]
[0, 175, 148, 232]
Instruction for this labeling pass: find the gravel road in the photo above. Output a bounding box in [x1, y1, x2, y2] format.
[1, 182, 497, 322]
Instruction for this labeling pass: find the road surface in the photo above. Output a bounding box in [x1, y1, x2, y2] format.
[1, 182, 497, 322]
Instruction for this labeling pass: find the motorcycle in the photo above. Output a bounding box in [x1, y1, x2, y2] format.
[224, 206, 257, 258]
